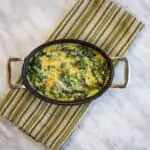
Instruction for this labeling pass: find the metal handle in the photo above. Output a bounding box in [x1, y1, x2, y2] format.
[7, 58, 26, 89]
[110, 57, 129, 88]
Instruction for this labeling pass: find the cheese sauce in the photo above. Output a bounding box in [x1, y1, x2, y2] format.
[26, 43, 110, 101]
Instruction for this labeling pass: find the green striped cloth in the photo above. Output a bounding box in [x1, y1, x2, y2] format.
[0, 0, 143, 149]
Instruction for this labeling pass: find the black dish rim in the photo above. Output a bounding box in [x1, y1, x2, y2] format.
[22, 39, 114, 106]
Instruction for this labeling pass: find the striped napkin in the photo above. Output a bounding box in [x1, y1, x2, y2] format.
[0, 0, 143, 149]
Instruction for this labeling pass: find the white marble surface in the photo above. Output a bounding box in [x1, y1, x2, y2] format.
[0, 0, 150, 150]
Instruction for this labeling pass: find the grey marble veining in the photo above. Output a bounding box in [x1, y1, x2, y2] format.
[0, 0, 150, 150]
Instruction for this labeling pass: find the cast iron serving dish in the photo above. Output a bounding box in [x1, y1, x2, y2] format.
[7, 39, 129, 105]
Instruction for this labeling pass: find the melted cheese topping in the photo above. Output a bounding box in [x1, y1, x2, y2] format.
[26, 43, 110, 102]
[85, 69, 97, 86]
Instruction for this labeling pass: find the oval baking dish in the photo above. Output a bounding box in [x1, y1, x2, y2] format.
[7, 39, 129, 105]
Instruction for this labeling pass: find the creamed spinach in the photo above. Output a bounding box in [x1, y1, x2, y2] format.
[26, 43, 110, 101]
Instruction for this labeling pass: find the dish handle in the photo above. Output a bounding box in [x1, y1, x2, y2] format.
[110, 57, 129, 88]
[7, 58, 26, 89]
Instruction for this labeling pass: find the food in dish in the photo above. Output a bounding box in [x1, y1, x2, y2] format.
[26, 43, 110, 101]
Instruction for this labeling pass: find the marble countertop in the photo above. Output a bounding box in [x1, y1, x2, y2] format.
[0, 0, 150, 150]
